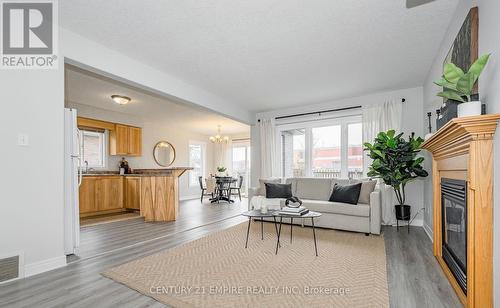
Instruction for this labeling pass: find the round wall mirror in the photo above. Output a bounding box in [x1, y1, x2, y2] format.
[153, 141, 176, 167]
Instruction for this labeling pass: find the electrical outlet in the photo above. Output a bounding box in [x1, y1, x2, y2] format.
[17, 134, 29, 146]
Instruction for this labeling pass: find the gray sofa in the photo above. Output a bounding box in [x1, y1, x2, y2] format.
[248, 177, 381, 235]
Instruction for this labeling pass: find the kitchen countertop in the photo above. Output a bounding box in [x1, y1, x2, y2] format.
[82, 167, 193, 177]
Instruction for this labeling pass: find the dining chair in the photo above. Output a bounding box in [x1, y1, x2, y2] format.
[229, 175, 244, 201]
[205, 177, 217, 202]
[199, 176, 214, 202]
[218, 178, 233, 203]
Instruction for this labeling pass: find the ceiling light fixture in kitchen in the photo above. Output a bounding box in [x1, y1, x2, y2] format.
[111, 95, 131, 105]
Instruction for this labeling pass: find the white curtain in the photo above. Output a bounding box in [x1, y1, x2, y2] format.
[213, 138, 233, 174]
[259, 118, 279, 179]
[362, 100, 402, 225]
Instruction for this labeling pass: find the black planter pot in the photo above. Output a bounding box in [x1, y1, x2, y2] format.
[395, 204, 411, 221]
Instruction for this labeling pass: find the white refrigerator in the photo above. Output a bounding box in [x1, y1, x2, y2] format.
[64, 108, 82, 255]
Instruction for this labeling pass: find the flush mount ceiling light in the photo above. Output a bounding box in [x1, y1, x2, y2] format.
[111, 95, 131, 105]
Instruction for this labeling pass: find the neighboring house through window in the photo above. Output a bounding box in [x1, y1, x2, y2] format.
[189, 141, 206, 187]
[278, 114, 363, 179]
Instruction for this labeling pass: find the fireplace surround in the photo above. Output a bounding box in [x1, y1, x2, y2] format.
[422, 114, 500, 308]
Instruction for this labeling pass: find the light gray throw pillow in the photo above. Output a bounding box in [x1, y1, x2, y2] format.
[356, 180, 377, 204]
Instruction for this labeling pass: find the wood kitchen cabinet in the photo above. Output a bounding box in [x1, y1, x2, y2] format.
[109, 124, 142, 156]
[125, 176, 141, 210]
[128, 127, 142, 156]
[79, 176, 124, 215]
[79, 177, 98, 214]
[79, 169, 190, 220]
[97, 177, 124, 211]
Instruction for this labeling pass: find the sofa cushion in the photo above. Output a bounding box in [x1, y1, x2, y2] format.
[265, 183, 292, 199]
[329, 183, 362, 205]
[300, 199, 370, 217]
[351, 179, 377, 204]
[294, 178, 333, 201]
[331, 178, 352, 186]
[285, 178, 297, 196]
[258, 178, 281, 196]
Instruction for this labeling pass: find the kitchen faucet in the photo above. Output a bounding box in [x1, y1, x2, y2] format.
[83, 161, 94, 173]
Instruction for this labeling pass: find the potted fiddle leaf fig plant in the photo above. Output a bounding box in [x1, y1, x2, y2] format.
[364, 130, 428, 221]
[434, 53, 491, 117]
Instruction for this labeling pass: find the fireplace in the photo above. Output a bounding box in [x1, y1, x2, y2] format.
[422, 115, 498, 307]
[441, 178, 467, 293]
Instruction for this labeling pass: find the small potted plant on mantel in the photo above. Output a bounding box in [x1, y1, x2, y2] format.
[434, 53, 490, 117]
[364, 130, 428, 226]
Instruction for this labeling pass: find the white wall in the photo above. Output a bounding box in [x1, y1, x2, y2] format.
[67, 102, 215, 199]
[251, 86, 426, 225]
[422, 1, 480, 233]
[421, 0, 478, 239]
[477, 0, 500, 303]
[422, 0, 500, 303]
[0, 64, 66, 276]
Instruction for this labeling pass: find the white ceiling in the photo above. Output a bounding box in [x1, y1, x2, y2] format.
[65, 66, 250, 136]
[60, 0, 458, 112]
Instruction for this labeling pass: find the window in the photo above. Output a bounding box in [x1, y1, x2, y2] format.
[189, 141, 206, 187]
[279, 115, 363, 178]
[281, 129, 305, 178]
[232, 140, 251, 196]
[347, 123, 363, 179]
[81, 130, 106, 169]
[312, 125, 341, 178]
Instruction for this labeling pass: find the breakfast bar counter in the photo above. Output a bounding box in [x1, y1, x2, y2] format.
[135, 168, 192, 222]
[79, 168, 192, 222]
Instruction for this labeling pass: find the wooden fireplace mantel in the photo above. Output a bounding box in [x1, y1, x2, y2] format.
[422, 114, 500, 308]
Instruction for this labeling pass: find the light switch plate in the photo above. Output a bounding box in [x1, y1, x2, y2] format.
[17, 134, 29, 146]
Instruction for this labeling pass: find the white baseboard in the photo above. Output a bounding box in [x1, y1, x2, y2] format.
[24, 255, 67, 277]
[411, 218, 423, 227]
[423, 223, 433, 242]
[180, 195, 199, 201]
[385, 219, 424, 227]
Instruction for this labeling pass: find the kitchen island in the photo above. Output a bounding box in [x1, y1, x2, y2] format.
[80, 168, 192, 222]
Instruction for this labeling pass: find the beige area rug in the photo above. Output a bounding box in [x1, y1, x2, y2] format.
[103, 222, 389, 307]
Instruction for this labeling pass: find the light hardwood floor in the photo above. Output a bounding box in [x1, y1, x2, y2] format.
[0, 199, 461, 308]
[76, 198, 247, 260]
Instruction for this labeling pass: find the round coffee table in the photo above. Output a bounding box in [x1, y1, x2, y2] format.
[274, 211, 322, 256]
[241, 210, 280, 248]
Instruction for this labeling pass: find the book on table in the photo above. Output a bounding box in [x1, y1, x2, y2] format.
[280, 206, 306, 213]
[278, 207, 309, 216]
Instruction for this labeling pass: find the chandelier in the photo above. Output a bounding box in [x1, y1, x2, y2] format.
[209, 125, 229, 143]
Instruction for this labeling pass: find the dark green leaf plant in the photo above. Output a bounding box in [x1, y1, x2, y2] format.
[364, 130, 429, 205]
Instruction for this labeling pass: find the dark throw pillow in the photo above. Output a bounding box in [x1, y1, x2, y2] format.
[329, 183, 362, 205]
[265, 183, 292, 199]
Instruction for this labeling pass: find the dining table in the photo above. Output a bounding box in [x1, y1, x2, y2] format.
[210, 176, 237, 203]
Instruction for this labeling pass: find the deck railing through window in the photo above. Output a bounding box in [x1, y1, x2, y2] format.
[292, 168, 364, 179]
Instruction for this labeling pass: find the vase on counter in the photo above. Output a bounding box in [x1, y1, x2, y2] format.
[260, 201, 268, 214]
[119, 157, 131, 174]
[458, 101, 482, 117]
